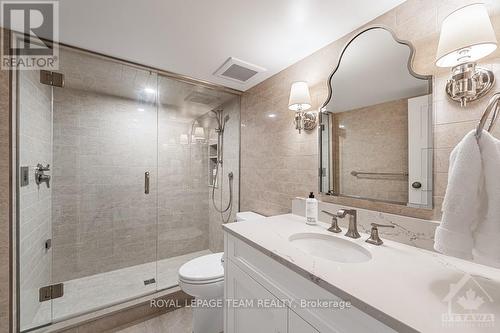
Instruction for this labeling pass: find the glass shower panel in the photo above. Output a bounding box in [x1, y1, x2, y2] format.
[50, 48, 158, 320]
[156, 76, 210, 290]
[155, 75, 240, 290]
[18, 68, 54, 331]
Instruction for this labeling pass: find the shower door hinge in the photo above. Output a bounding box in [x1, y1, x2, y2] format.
[40, 70, 65, 87]
[39, 283, 64, 302]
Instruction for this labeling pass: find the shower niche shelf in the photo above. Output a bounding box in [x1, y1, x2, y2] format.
[209, 141, 219, 188]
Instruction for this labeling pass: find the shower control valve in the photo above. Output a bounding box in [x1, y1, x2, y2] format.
[35, 163, 51, 188]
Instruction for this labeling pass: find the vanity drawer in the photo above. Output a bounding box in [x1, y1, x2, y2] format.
[225, 233, 398, 333]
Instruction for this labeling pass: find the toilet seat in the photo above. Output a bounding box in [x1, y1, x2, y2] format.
[179, 252, 224, 285]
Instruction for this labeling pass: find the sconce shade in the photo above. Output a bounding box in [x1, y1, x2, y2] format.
[288, 81, 312, 111]
[436, 3, 497, 68]
[194, 127, 205, 139]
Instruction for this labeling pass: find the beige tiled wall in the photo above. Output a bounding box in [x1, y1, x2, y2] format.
[51, 87, 160, 282]
[240, 0, 500, 219]
[157, 106, 209, 261]
[0, 28, 11, 333]
[50, 51, 214, 281]
[335, 98, 409, 203]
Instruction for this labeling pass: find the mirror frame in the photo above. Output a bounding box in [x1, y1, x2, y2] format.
[318, 25, 433, 208]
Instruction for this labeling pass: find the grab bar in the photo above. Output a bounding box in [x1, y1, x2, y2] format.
[351, 171, 408, 179]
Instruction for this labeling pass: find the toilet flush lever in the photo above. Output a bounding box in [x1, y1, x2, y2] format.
[366, 223, 395, 246]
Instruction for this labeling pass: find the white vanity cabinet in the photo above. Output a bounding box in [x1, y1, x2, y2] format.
[225, 260, 288, 333]
[224, 232, 398, 333]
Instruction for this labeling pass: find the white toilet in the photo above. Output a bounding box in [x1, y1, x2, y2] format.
[178, 211, 264, 333]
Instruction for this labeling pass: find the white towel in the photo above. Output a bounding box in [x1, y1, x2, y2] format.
[434, 130, 482, 260]
[434, 130, 500, 268]
[473, 131, 500, 267]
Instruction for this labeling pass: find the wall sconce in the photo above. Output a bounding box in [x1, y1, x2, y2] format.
[288, 81, 316, 133]
[436, 3, 498, 107]
[193, 126, 205, 141]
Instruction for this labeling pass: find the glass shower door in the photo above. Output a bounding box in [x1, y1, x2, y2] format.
[17, 47, 160, 329]
[48, 48, 159, 320]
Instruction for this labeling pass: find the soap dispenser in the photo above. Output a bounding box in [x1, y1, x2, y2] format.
[305, 192, 318, 225]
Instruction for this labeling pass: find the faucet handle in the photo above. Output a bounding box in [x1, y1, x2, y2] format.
[370, 223, 395, 229]
[366, 223, 395, 245]
[322, 210, 337, 218]
[322, 210, 342, 233]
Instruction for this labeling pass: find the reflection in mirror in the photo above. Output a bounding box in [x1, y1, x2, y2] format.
[319, 27, 433, 208]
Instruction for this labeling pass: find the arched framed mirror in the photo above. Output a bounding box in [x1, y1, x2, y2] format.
[319, 26, 433, 208]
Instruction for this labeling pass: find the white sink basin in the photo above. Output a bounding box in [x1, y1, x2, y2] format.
[289, 233, 372, 263]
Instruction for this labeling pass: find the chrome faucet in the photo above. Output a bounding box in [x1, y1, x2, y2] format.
[336, 209, 360, 239]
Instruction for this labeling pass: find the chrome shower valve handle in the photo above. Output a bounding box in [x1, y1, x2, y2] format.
[35, 163, 51, 188]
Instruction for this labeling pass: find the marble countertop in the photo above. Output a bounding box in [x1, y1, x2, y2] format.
[223, 214, 500, 333]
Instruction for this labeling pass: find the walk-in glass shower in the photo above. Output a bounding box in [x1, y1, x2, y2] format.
[15, 45, 240, 331]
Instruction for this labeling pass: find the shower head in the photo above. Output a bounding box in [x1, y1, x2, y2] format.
[208, 109, 223, 117]
[207, 109, 226, 132]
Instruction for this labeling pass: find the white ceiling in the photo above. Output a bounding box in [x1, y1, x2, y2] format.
[57, 0, 406, 91]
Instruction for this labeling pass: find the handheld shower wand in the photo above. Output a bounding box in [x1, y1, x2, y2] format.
[210, 110, 234, 223]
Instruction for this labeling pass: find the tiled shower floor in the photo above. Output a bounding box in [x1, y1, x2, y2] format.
[36, 250, 211, 323]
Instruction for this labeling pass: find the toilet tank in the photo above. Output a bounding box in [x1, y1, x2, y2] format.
[235, 211, 264, 222]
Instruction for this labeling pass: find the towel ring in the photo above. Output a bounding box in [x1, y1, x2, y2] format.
[476, 92, 500, 139]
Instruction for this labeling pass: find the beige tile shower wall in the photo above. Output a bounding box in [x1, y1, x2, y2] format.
[208, 97, 240, 252]
[18, 69, 53, 329]
[157, 111, 209, 260]
[51, 87, 212, 282]
[51, 88, 159, 282]
[337, 98, 408, 203]
[0, 28, 11, 333]
[241, 0, 500, 219]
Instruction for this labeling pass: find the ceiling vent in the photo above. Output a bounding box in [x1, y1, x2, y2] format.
[184, 91, 219, 105]
[214, 57, 265, 83]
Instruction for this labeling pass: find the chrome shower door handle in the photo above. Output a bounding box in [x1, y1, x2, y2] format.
[145, 172, 150, 194]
